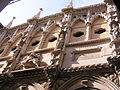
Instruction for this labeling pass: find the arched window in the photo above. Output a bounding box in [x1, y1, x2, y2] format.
[92, 17, 108, 39]
[70, 20, 86, 42]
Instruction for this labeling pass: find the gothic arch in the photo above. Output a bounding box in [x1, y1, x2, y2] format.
[70, 18, 86, 42]
[71, 18, 85, 27]
[45, 22, 60, 37]
[58, 75, 120, 90]
[26, 28, 43, 51]
[91, 15, 107, 24]
[1, 33, 22, 56]
[91, 15, 109, 39]
[42, 23, 60, 48]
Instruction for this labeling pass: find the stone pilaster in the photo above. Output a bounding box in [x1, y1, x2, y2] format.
[85, 11, 92, 41]
[86, 22, 92, 41]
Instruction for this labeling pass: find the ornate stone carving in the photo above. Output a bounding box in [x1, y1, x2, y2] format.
[104, 0, 120, 56]
[105, 73, 120, 87]
[21, 52, 47, 69]
[110, 20, 120, 40]
[56, 27, 67, 50]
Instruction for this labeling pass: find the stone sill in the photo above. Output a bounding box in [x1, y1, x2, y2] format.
[67, 37, 110, 47]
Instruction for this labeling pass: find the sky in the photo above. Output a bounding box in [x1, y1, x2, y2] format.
[0, 0, 104, 27]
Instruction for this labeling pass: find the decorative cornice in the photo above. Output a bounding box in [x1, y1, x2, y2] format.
[73, 3, 106, 13]
[67, 37, 110, 47]
[0, 67, 48, 88]
[61, 63, 114, 77]
[107, 55, 120, 64]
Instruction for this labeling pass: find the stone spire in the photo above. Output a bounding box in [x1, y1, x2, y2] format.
[67, 0, 73, 8]
[32, 8, 43, 19]
[5, 17, 16, 29]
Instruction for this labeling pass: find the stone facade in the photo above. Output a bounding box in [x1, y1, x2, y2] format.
[0, 0, 120, 90]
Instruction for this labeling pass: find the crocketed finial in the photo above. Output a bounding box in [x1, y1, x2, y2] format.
[32, 8, 43, 19]
[6, 17, 16, 28]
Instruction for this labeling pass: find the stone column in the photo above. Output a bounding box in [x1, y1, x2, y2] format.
[85, 10, 91, 41]
[86, 22, 92, 40]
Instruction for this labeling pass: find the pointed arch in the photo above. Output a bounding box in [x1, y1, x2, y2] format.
[26, 28, 43, 51]
[10, 82, 45, 90]
[91, 14, 107, 24]
[42, 23, 60, 48]
[70, 18, 86, 43]
[1, 32, 22, 56]
[91, 15, 109, 39]
[71, 18, 85, 27]
[58, 75, 120, 90]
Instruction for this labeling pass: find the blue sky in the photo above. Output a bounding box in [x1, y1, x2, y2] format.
[0, 0, 103, 26]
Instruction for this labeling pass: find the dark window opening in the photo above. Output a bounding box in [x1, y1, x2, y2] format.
[51, 21, 54, 23]
[11, 46, 17, 51]
[0, 49, 4, 54]
[73, 16, 77, 18]
[49, 37, 57, 42]
[73, 32, 84, 37]
[92, 12, 95, 15]
[95, 29, 106, 34]
[83, 14, 87, 17]
[44, 23, 47, 26]
[32, 41, 40, 46]
[102, 11, 105, 14]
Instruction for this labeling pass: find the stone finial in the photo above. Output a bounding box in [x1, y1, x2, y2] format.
[67, 0, 73, 8]
[32, 8, 43, 19]
[5, 17, 16, 29]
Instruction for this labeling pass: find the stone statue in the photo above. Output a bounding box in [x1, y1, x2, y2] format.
[2, 60, 13, 73]
[55, 24, 67, 50]
[62, 14, 70, 24]
[104, 0, 118, 21]
[110, 20, 120, 40]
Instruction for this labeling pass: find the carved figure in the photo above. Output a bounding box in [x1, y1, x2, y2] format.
[21, 52, 47, 69]
[2, 60, 13, 73]
[62, 14, 70, 24]
[104, 0, 118, 21]
[110, 20, 120, 40]
[55, 24, 67, 50]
